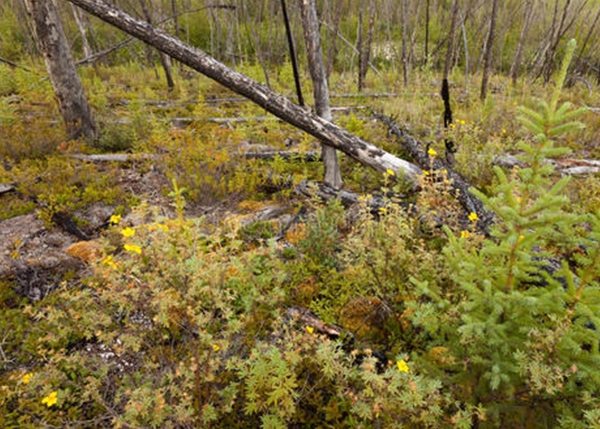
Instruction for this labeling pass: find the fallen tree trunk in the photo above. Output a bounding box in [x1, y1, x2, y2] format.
[372, 110, 496, 234]
[64, 0, 422, 184]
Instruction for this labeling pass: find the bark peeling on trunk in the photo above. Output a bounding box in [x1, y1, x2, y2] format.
[25, 0, 97, 141]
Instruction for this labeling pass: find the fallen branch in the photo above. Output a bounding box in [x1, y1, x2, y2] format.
[69, 153, 158, 162]
[75, 37, 136, 66]
[372, 110, 496, 234]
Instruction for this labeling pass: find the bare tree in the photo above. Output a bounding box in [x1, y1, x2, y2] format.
[25, 0, 97, 141]
[301, 0, 342, 189]
[357, 0, 376, 91]
[480, 0, 499, 101]
[70, 3, 93, 59]
[509, 0, 535, 86]
[139, 0, 174, 90]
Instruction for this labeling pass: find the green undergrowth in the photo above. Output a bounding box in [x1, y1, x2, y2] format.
[2, 43, 600, 428]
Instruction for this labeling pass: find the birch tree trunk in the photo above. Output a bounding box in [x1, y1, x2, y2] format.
[64, 0, 423, 184]
[300, 0, 342, 189]
[25, 0, 97, 141]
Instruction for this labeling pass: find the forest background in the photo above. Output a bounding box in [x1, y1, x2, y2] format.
[1, 0, 600, 428]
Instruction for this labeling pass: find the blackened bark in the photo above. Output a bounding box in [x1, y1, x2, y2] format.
[64, 0, 422, 183]
[281, 0, 304, 106]
[25, 0, 97, 141]
[372, 110, 496, 235]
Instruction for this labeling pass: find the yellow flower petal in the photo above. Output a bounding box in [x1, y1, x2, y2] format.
[22, 372, 33, 384]
[41, 391, 58, 407]
[306, 326, 315, 334]
[121, 227, 136, 238]
[427, 147, 437, 157]
[468, 212, 479, 222]
[212, 344, 221, 352]
[396, 359, 410, 373]
[460, 230, 470, 239]
[124, 244, 142, 254]
[109, 214, 121, 225]
[386, 168, 395, 176]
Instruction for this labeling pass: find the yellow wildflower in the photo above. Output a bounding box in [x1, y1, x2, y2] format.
[396, 359, 410, 373]
[101, 255, 117, 269]
[124, 244, 142, 254]
[460, 230, 470, 239]
[121, 227, 136, 238]
[212, 344, 221, 352]
[386, 168, 395, 176]
[41, 391, 58, 407]
[306, 326, 315, 334]
[22, 372, 33, 384]
[468, 212, 479, 222]
[109, 214, 121, 225]
[427, 147, 437, 157]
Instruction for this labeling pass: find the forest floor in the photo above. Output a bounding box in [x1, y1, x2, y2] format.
[2, 64, 600, 427]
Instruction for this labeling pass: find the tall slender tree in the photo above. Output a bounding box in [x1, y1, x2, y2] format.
[25, 0, 97, 141]
[480, 0, 499, 101]
[301, 0, 342, 189]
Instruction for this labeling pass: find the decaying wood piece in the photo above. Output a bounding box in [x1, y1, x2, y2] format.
[65, 0, 423, 184]
[494, 154, 600, 176]
[286, 306, 344, 338]
[69, 153, 158, 162]
[295, 180, 386, 212]
[372, 110, 496, 234]
[0, 184, 15, 195]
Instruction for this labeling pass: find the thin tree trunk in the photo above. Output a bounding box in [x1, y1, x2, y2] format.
[25, 0, 97, 141]
[443, 0, 460, 80]
[357, 0, 376, 92]
[325, 0, 343, 77]
[281, 0, 304, 106]
[400, 0, 409, 85]
[509, 0, 535, 86]
[139, 0, 174, 90]
[480, 0, 499, 101]
[424, 0, 430, 64]
[301, 0, 342, 189]
[65, 0, 422, 183]
[70, 3, 93, 59]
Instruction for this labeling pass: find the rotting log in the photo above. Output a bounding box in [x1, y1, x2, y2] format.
[295, 180, 386, 212]
[64, 0, 423, 184]
[372, 110, 496, 234]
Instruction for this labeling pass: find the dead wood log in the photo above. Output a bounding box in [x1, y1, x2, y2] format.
[65, 0, 422, 185]
[0, 184, 16, 195]
[69, 153, 158, 162]
[494, 154, 600, 176]
[372, 110, 496, 234]
[295, 180, 386, 212]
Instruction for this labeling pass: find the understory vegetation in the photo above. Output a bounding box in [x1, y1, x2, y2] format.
[2, 40, 600, 428]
